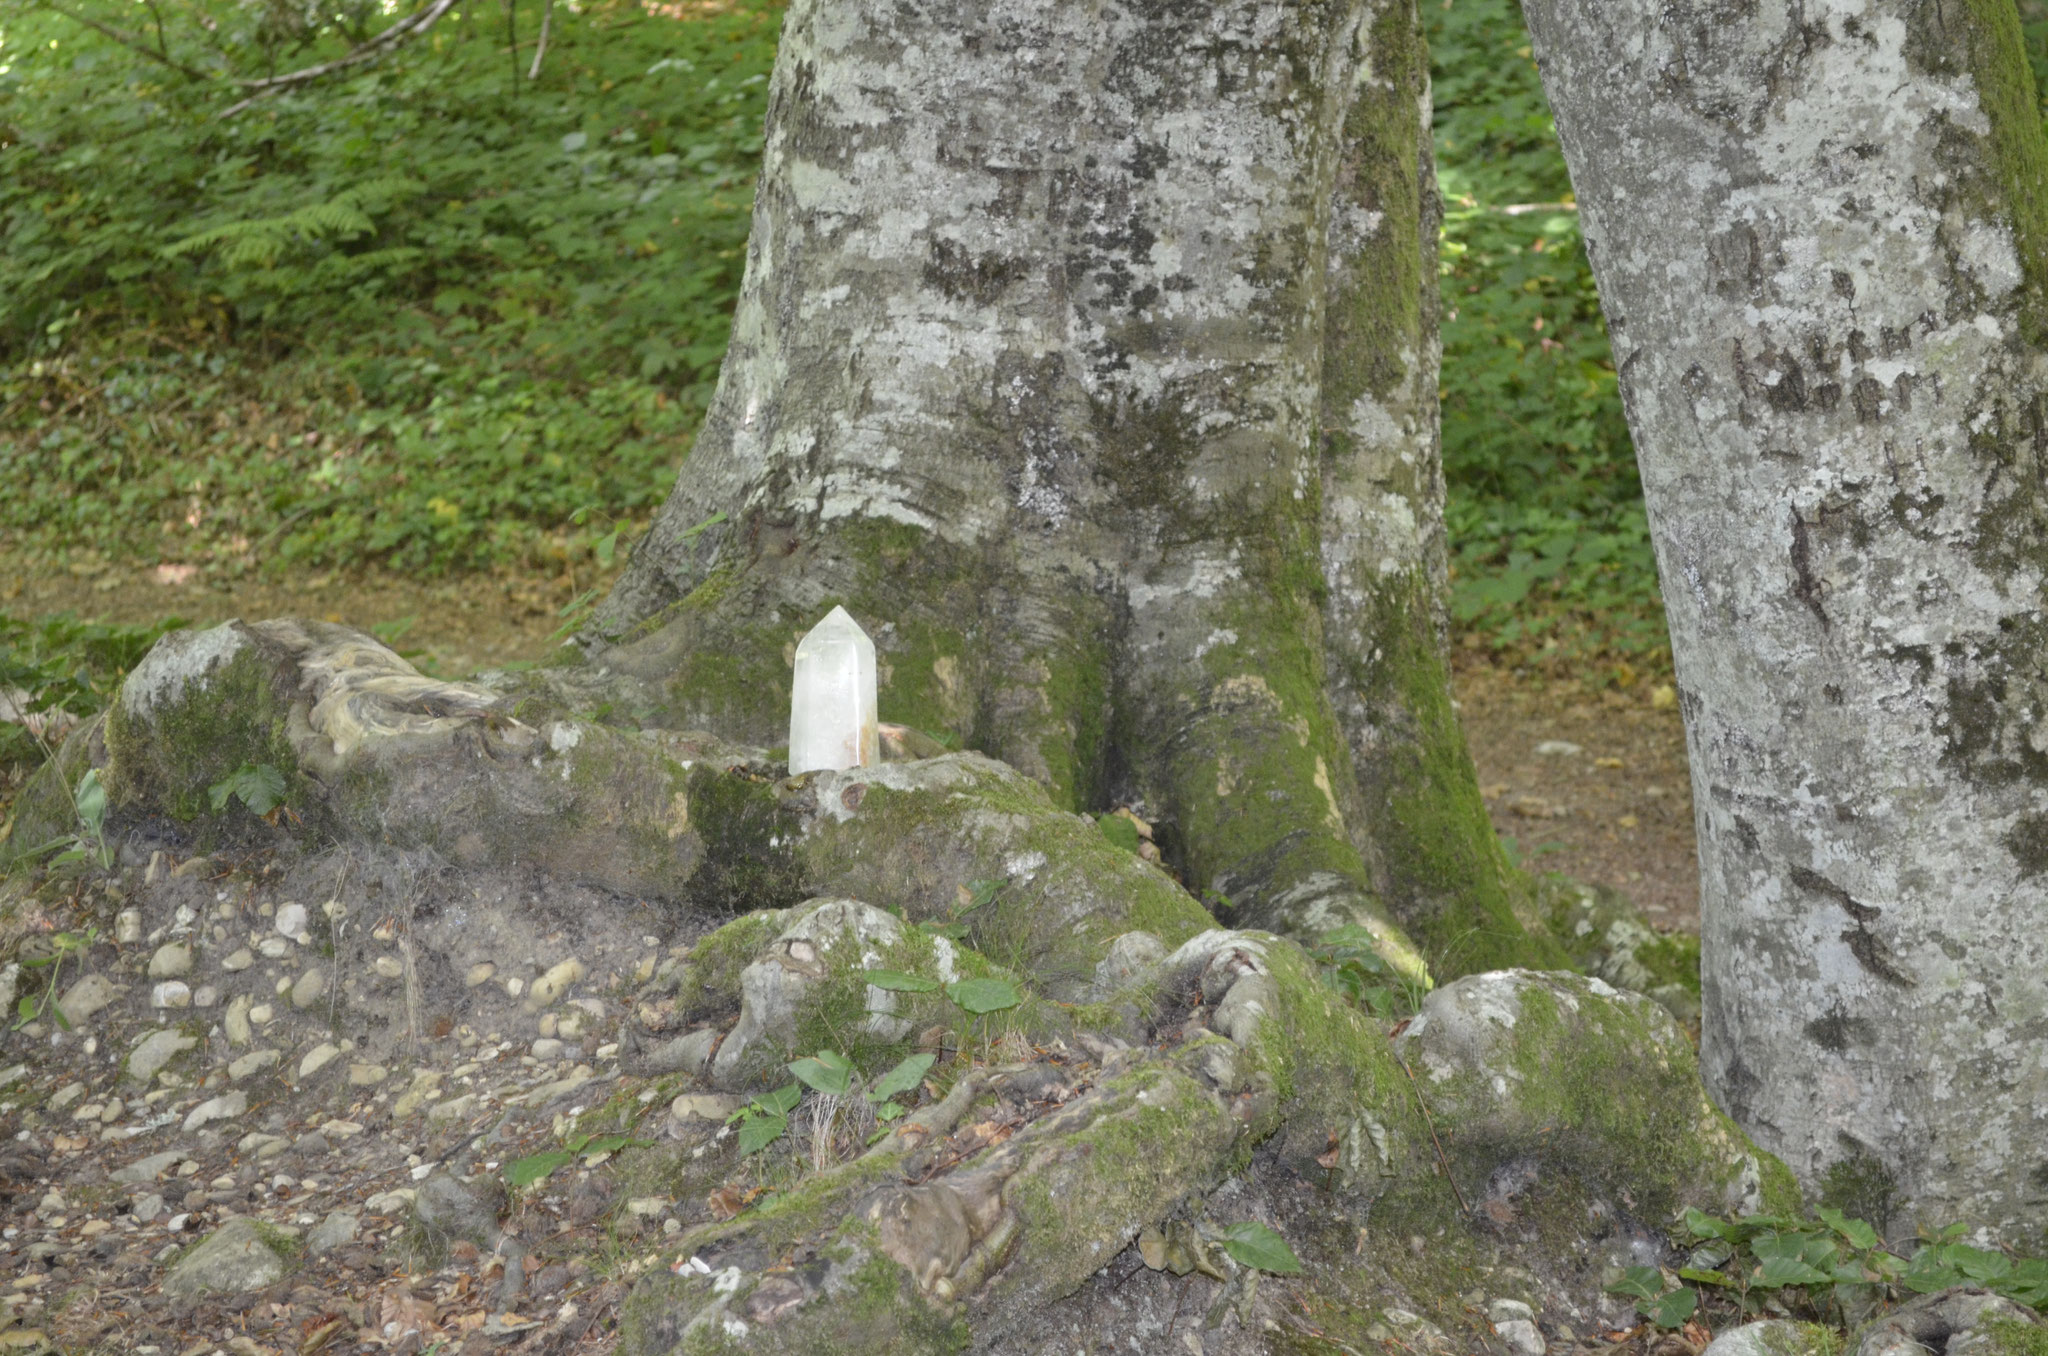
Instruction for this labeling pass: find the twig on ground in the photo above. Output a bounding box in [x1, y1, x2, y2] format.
[1398, 1055, 1471, 1216]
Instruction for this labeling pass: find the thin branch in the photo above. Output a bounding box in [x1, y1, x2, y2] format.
[1398, 1055, 1471, 1217]
[140, 0, 171, 63]
[219, 0, 460, 118]
[34, 0, 214, 82]
[527, 0, 554, 80]
[502, 0, 518, 95]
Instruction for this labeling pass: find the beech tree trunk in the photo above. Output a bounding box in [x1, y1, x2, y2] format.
[587, 0, 1556, 974]
[1522, 0, 2048, 1236]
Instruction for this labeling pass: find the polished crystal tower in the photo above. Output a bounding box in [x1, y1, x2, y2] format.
[788, 605, 878, 774]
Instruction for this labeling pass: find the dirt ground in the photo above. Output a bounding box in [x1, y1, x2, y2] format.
[3, 559, 1703, 933]
[1453, 659, 1699, 931]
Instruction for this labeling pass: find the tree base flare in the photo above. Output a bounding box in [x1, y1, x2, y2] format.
[0, 616, 1802, 1354]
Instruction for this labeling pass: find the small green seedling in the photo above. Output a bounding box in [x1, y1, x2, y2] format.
[11, 925, 99, 1031]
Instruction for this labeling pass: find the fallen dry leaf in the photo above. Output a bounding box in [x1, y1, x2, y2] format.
[375, 1288, 441, 1343]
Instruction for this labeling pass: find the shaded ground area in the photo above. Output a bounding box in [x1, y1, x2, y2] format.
[3, 561, 1703, 933]
[1, 557, 599, 681]
[1453, 659, 1699, 931]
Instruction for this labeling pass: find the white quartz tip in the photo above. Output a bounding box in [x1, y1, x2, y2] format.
[788, 605, 879, 775]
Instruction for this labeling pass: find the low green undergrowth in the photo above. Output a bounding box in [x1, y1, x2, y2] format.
[0, 610, 184, 818]
[1, 0, 778, 576]
[1613, 1207, 2048, 1333]
[1427, 0, 1666, 678]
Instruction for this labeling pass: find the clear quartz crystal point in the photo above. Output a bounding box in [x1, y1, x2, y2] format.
[788, 605, 879, 775]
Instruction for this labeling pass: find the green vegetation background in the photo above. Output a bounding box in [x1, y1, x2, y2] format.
[12, 0, 2046, 682]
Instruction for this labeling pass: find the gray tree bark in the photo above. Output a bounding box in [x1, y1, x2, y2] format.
[585, 0, 1559, 974]
[1522, 0, 2048, 1237]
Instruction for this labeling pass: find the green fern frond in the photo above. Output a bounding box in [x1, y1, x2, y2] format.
[163, 181, 408, 267]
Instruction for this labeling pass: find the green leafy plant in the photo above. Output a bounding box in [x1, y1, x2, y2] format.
[1426, 0, 1668, 673]
[730, 1082, 803, 1158]
[918, 877, 1006, 942]
[0, 611, 185, 802]
[946, 975, 1022, 1058]
[12, 925, 100, 1031]
[502, 1125, 650, 1188]
[503, 1150, 575, 1188]
[946, 977, 1020, 1015]
[1307, 925, 1403, 1019]
[207, 762, 288, 817]
[864, 1051, 935, 1125]
[20, 769, 116, 871]
[1218, 1221, 1301, 1275]
[862, 969, 941, 994]
[1609, 1208, 2048, 1331]
[788, 1050, 855, 1098]
[0, 0, 776, 576]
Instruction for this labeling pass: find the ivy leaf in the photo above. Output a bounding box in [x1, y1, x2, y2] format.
[755, 1083, 802, 1116]
[1815, 1206, 1879, 1252]
[1644, 1288, 1696, 1330]
[579, 1134, 633, 1158]
[1685, 1207, 1737, 1241]
[1753, 1254, 1832, 1288]
[1219, 1221, 1301, 1275]
[946, 978, 1022, 1015]
[867, 1052, 934, 1103]
[863, 969, 940, 993]
[504, 1151, 574, 1187]
[788, 1051, 853, 1097]
[1605, 1266, 1664, 1301]
[737, 1112, 788, 1157]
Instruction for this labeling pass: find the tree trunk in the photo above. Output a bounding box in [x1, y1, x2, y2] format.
[1522, 0, 2048, 1236]
[587, 0, 1556, 976]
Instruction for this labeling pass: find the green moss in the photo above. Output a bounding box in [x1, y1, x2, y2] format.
[103, 638, 303, 824]
[1382, 972, 1798, 1258]
[683, 763, 810, 914]
[251, 1219, 305, 1261]
[620, 1239, 968, 1356]
[1818, 1153, 1899, 1236]
[1633, 931, 1701, 996]
[1321, 0, 1430, 409]
[1984, 1318, 2048, 1356]
[1948, 0, 2048, 347]
[1341, 575, 1568, 977]
[996, 1063, 1241, 1304]
[665, 623, 794, 745]
[800, 757, 1212, 993]
[675, 910, 788, 1023]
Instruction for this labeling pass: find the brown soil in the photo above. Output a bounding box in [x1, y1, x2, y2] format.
[2, 562, 1703, 933]
[1454, 657, 1700, 932]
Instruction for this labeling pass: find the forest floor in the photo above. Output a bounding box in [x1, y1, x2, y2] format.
[2, 558, 1702, 933]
